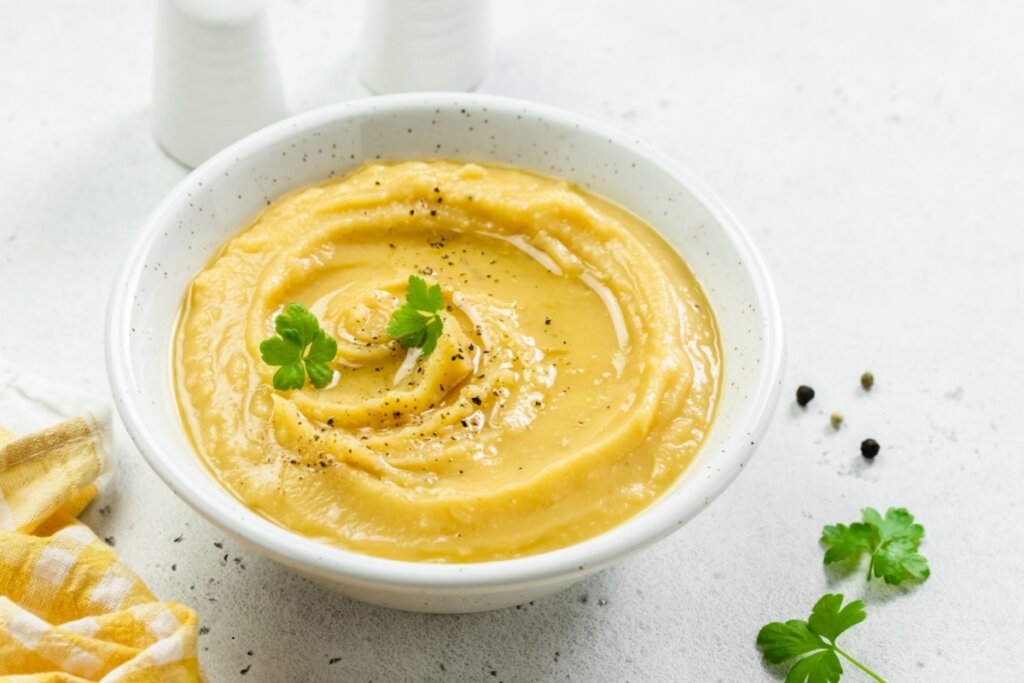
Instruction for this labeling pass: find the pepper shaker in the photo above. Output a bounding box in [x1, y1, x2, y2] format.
[152, 0, 287, 168]
[357, 0, 494, 94]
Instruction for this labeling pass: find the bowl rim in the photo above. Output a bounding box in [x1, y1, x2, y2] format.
[106, 93, 784, 590]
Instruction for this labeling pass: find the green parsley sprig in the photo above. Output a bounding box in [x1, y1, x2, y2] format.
[821, 507, 930, 585]
[259, 303, 337, 390]
[386, 275, 445, 355]
[757, 594, 885, 683]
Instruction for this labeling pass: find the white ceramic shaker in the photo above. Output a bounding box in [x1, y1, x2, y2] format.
[152, 0, 287, 168]
[358, 0, 494, 94]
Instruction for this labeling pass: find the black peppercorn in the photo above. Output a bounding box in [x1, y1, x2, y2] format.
[796, 385, 815, 407]
[861, 438, 880, 459]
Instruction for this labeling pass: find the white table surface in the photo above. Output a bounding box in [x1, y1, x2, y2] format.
[3, 1, 1023, 680]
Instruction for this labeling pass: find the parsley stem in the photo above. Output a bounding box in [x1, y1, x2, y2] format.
[833, 645, 886, 683]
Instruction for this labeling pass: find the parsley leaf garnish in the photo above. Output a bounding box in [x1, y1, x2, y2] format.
[259, 303, 337, 391]
[821, 507, 930, 585]
[386, 275, 445, 355]
[758, 594, 885, 683]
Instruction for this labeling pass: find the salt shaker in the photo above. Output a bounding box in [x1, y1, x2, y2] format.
[152, 0, 287, 168]
[358, 0, 494, 94]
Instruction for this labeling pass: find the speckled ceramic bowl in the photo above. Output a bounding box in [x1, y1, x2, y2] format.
[106, 94, 784, 613]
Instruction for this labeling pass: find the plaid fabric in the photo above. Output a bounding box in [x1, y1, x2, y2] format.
[0, 417, 201, 681]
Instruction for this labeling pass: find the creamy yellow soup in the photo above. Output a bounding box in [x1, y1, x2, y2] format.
[174, 161, 721, 562]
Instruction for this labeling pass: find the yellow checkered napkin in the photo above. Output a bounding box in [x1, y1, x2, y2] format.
[0, 413, 202, 681]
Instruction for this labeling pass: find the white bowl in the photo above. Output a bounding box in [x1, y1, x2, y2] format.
[106, 94, 784, 613]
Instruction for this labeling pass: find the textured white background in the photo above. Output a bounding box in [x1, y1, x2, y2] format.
[2, 1, 1023, 680]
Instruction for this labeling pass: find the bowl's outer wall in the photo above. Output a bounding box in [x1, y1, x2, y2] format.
[107, 94, 783, 612]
